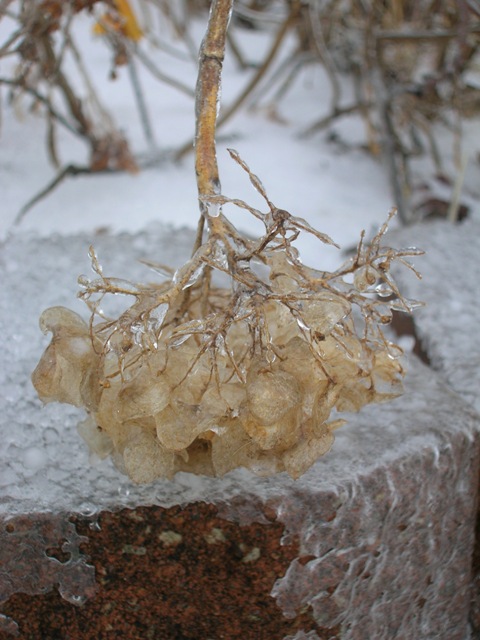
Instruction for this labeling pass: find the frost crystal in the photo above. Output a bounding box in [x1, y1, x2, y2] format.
[32, 152, 422, 482]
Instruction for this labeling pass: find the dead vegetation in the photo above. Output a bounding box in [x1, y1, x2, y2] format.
[234, 0, 480, 222]
[2, 1, 479, 223]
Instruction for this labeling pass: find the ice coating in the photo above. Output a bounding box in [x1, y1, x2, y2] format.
[0, 514, 96, 607]
[388, 218, 480, 413]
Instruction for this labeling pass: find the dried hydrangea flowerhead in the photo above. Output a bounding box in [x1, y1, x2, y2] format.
[32, 151, 423, 482]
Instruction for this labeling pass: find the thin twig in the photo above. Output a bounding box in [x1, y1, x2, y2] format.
[0, 25, 24, 57]
[300, 102, 370, 137]
[226, 30, 251, 70]
[249, 50, 315, 114]
[308, 0, 341, 115]
[133, 44, 195, 98]
[447, 153, 469, 223]
[66, 31, 111, 132]
[38, 32, 92, 137]
[216, 1, 301, 131]
[127, 50, 157, 150]
[377, 84, 411, 224]
[0, 0, 15, 17]
[13, 164, 112, 228]
[0, 77, 82, 137]
[53, 3, 75, 76]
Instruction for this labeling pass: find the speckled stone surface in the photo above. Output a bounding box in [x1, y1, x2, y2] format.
[1, 505, 332, 640]
[1, 226, 479, 639]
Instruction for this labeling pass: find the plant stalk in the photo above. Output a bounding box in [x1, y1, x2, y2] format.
[192, 0, 233, 254]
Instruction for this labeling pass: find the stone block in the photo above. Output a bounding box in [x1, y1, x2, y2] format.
[1, 227, 478, 639]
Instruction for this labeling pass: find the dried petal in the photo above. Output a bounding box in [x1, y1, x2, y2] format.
[77, 416, 114, 459]
[123, 430, 176, 483]
[282, 422, 335, 479]
[246, 366, 302, 426]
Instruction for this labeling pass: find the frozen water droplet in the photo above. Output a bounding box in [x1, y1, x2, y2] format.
[215, 333, 226, 355]
[207, 200, 220, 218]
[182, 264, 205, 290]
[390, 298, 424, 313]
[170, 333, 191, 348]
[108, 278, 139, 295]
[174, 259, 204, 288]
[149, 303, 168, 331]
[62, 592, 87, 606]
[79, 503, 96, 517]
[286, 247, 302, 266]
[295, 316, 309, 332]
[406, 299, 425, 311]
[118, 484, 131, 498]
[353, 266, 376, 292]
[78, 275, 91, 288]
[23, 447, 48, 470]
[130, 322, 145, 346]
[212, 243, 228, 270]
[375, 282, 393, 297]
[89, 520, 101, 532]
[266, 350, 277, 364]
[373, 304, 393, 324]
[141, 261, 173, 277]
[88, 246, 103, 275]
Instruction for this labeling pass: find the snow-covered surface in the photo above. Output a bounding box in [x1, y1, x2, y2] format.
[389, 218, 480, 414]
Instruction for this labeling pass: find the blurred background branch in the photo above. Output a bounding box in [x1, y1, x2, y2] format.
[1, 0, 479, 224]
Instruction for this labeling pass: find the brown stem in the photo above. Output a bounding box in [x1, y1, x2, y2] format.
[177, 0, 300, 164]
[192, 0, 233, 253]
[195, 0, 232, 201]
[39, 34, 91, 135]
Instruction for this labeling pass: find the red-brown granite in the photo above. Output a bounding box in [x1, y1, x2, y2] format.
[470, 469, 480, 635]
[0, 504, 339, 640]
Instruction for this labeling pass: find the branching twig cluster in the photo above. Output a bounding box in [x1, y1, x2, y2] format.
[1, 0, 198, 222]
[78, 148, 423, 382]
[253, 0, 480, 222]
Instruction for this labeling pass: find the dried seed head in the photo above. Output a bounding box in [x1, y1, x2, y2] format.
[32, 152, 422, 482]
